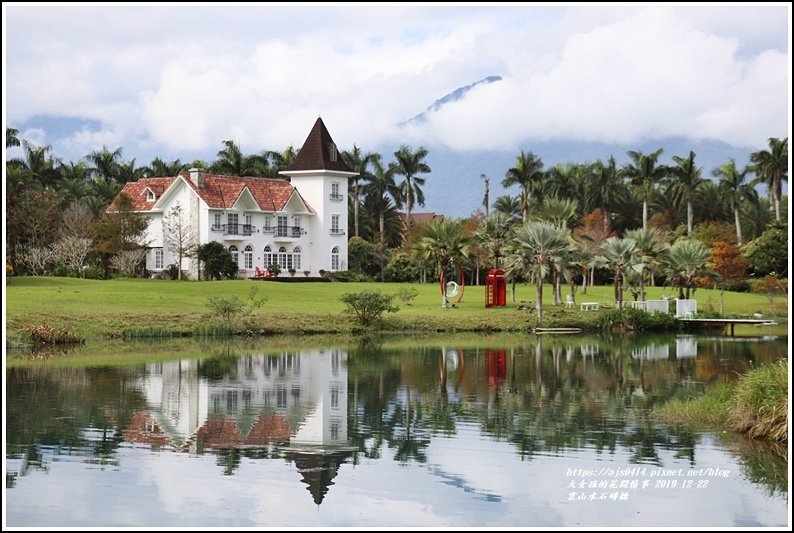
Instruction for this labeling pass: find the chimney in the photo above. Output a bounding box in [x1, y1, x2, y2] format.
[189, 168, 206, 188]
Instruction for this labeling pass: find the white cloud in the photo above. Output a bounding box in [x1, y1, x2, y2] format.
[3, 4, 789, 163]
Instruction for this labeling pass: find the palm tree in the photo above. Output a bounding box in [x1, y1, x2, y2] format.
[493, 194, 522, 221]
[546, 162, 587, 215]
[713, 160, 756, 246]
[6, 127, 21, 148]
[475, 212, 516, 269]
[750, 137, 787, 222]
[86, 146, 124, 183]
[669, 151, 704, 235]
[391, 145, 430, 239]
[13, 140, 60, 189]
[502, 151, 545, 221]
[362, 158, 400, 246]
[265, 146, 297, 177]
[505, 221, 569, 326]
[663, 239, 710, 299]
[624, 228, 668, 301]
[585, 157, 624, 231]
[597, 237, 638, 308]
[622, 148, 667, 230]
[413, 219, 473, 308]
[147, 157, 188, 177]
[212, 140, 264, 176]
[538, 196, 578, 229]
[342, 145, 380, 238]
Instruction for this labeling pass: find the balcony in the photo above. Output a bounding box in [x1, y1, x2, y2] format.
[273, 226, 304, 241]
[211, 224, 253, 237]
[329, 228, 345, 236]
[329, 193, 344, 202]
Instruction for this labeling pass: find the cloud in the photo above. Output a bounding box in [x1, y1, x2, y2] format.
[4, 4, 788, 164]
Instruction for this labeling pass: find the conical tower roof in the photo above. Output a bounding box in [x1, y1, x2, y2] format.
[285, 117, 355, 173]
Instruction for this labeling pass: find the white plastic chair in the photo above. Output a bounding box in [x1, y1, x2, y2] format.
[565, 294, 575, 309]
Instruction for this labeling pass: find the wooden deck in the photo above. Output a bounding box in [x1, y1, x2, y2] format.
[680, 318, 778, 336]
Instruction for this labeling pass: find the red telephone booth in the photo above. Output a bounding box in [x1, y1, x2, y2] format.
[485, 268, 506, 308]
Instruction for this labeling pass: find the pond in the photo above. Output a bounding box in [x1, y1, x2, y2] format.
[4, 333, 789, 527]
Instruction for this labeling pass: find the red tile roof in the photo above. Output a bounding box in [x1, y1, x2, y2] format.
[112, 173, 315, 213]
[189, 417, 244, 450]
[122, 412, 173, 447]
[285, 117, 356, 173]
[246, 412, 291, 445]
[399, 212, 445, 227]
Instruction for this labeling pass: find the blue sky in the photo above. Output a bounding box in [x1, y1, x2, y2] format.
[3, 3, 791, 207]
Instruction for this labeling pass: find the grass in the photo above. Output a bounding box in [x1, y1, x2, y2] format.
[653, 360, 788, 442]
[4, 276, 789, 341]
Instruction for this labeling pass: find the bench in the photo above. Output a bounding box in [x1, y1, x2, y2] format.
[580, 302, 601, 311]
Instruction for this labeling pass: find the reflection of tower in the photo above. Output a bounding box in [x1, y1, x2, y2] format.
[286, 348, 357, 505]
[485, 349, 507, 388]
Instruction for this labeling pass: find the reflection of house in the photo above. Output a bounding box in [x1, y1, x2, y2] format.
[631, 344, 670, 360]
[125, 348, 355, 504]
[675, 336, 698, 358]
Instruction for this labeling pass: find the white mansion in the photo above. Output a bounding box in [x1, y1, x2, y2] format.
[113, 118, 357, 278]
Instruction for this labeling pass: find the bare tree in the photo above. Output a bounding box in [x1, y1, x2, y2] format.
[111, 249, 147, 277]
[52, 237, 93, 277]
[59, 201, 94, 240]
[17, 245, 53, 275]
[163, 203, 197, 280]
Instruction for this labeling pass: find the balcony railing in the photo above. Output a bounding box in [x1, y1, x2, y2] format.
[330, 228, 345, 236]
[211, 223, 253, 236]
[274, 226, 304, 239]
[329, 193, 344, 201]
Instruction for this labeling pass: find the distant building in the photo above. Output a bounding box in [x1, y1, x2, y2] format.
[109, 118, 356, 278]
[398, 212, 445, 234]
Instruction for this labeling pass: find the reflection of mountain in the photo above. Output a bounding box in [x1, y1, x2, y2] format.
[124, 349, 356, 504]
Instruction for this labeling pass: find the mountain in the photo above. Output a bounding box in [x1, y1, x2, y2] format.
[399, 75, 502, 126]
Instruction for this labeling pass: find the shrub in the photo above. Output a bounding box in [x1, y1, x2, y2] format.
[597, 308, 681, 332]
[165, 263, 180, 280]
[396, 287, 419, 305]
[340, 290, 399, 327]
[23, 323, 84, 345]
[728, 360, 788, 441]
[204, 286, 268, 332]
[122, 326, 173, 339]
[383, 252, 422, 282]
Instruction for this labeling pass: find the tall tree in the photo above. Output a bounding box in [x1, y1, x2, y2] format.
[622, 148, 667, 230]
[342, 145, 379, 238]
[713, 160, 756, 246]
[597, 236, 638, 308]
[502, 151, 545, 221]
[93, 193, 149, 278]
[413, 219, 473, 308]
[362, 158, 400, 246]
[212, 140, 265, 176]
[475, 212, 516, 269]
[663, 239, 710, 299]
[750, 137, 788, 222]
[391, 145, 430, 240]
[6, 127, 21, 148]
[146, 157, 188, 177]
[624, 228, 668, 301]
[505, 221, 569, 326]
[493, 194, 522, 221]
[669, 151, 704, 236]
[86, 146, 124, 183]
[585, 157, 624, 231]
[163, 203, 197, 280]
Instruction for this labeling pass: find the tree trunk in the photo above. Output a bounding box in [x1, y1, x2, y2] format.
[536, 278, 544, 327]
[687, 201, 693, 236]
[734, 206, 743, 246]
[642, 200, 648, 231]
[354, 182, 360, 237]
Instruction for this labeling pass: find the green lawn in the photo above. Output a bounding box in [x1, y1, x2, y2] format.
[4, 276, 789, 341]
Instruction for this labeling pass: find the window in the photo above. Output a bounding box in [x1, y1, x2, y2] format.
[330, 182, 342, 201]
[331, 214, 341, 235]
[330, 386, 339, 409]
[229, 245, 239, 265]
[154, 248, 163, 269]
[244, 245, 253, 269]
[331, 246, 340, 271]
[264, 245, 272, 269]
[263, 216, 273, 232]
[214, 213, 222, 228]
[292, 247, 301, 271]
[146, 189, 155, 201]
[278, 246, 288, 269]
[245, 214, 252, 226]
[277, 215, 288, 237]
[227, 213, 239, 234]
[292, 216, 301, 237]
[327, 142, 337, 162]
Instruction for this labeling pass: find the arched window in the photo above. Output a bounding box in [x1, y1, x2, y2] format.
[264, 245, 272, 269]
[228, 245, 239, 265]
[292, 246, 302, 271]
[278, 246, 288, 269]
[331, 246, 340, 271]
[243, 245, 253, 269]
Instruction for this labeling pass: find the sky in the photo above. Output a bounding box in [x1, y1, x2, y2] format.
[2, 3, 791, 201]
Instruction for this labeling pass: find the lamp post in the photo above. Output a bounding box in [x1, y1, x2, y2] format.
[481, 173, 490, 216]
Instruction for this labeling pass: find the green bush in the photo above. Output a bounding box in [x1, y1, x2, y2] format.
[23, 323, 84, 345]
[597, 308, 681, 332]
[383, 252, 422, 282]
[204, 286, 268, 332]
[340, 290, 399, 327]
[396, 286, 419, 305]
[729, 359, 788, 441]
